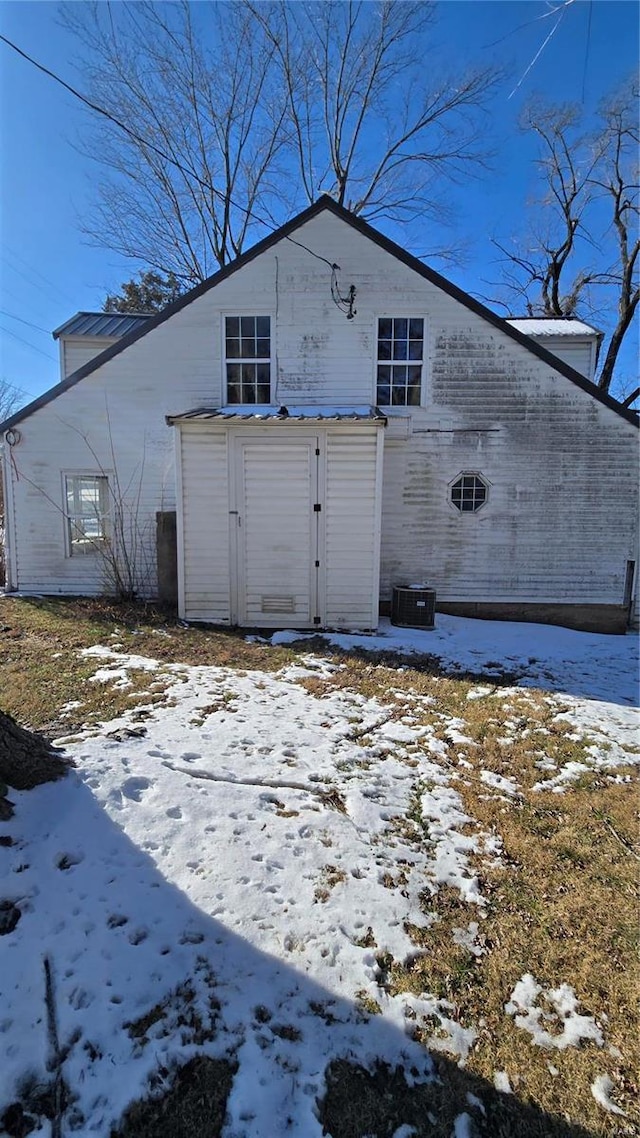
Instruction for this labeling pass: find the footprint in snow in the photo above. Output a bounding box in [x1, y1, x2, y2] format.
[166, 805, 182, 819]
[121, 777, 152, 802]
[181, 752, 201, 762]
[107, 914, 128, 929]
[56, 852, 84, 871]
[128, 928, 148, 946]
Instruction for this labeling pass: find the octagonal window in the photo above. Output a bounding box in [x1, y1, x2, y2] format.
[450, 473, 488, 513]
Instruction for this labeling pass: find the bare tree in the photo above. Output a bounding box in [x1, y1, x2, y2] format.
[0, 379, 23, 424]
[249, 1, 501, 228]
[62, 1, 501, 277]
[61, 1, 289, 281]
[494, 81, 639, 396]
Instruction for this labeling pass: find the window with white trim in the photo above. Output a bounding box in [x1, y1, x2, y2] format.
[376, 317, 424, 406]
[225, 316, 271, 404]
[450, 473, 488, 513]
[65, 475, 109, 553]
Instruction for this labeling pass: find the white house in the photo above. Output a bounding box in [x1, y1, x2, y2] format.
[1, 197, 637, 633]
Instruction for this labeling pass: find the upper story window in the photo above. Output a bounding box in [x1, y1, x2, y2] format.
[225, 316, 271, 404]
[376, 317, 424, 407]
[65, 474, 109, 554]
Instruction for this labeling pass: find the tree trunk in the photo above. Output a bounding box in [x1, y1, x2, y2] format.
[0, 711, 70, 791]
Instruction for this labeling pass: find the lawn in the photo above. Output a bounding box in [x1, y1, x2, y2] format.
[0, 596, 638, 1137]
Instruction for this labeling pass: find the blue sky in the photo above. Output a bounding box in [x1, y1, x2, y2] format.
[1, 0, 638, 406]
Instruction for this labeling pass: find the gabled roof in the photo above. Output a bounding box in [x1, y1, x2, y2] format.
[53, 312, 153, 339]
[1, 195, 637, 431]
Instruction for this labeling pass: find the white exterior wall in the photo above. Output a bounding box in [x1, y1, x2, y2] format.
[524, 336, 596, 381]
[4, 208, 638, 616]
[60, 337, 119, 380]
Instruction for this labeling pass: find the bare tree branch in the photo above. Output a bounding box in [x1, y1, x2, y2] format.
[491, 80, 639, 396]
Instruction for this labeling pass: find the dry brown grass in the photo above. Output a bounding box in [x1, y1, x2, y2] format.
[292, 651, 639, 1133]
[0, 595, 296, 737]
[1, 598, 637, 1134]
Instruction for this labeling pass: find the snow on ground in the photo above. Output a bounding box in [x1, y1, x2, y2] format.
[270, 616, 640, 792]
[269, 614, 639, 704]
[504, 974, 604, 1051]
[1, 616, 637, 1134]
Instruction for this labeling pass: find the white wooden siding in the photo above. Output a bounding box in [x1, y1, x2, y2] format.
[523, 336, 595, 381]
[61, 337, 119, 379]
[324, 429, 381, 628]
[5, 207, 638, 616]
[179, 426, 229, 621]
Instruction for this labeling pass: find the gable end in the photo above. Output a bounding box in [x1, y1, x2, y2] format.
[2, 196, 637, 432]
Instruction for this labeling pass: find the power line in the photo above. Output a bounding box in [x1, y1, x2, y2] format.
[0, 309, 51, 335]
[0, 32, 349, 312]
[0, 32, 270, 231]
[0, 32, 336, 272]
[0, 324, 57, 362]
[2, 242, 78, 305]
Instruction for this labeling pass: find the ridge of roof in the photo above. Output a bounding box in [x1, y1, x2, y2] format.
[1, 194, 637, 431]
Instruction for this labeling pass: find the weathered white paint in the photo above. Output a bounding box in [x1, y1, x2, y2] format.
[60, 336, 119, 380]
[3, 206, 638, 624]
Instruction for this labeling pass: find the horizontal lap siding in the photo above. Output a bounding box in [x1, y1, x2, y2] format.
[180, 429, 229, 621]
[62, 338, 119, 379]
[6, 208, 637, 619]
[380, 399, 638, 606]
[325, 430, 380, 627]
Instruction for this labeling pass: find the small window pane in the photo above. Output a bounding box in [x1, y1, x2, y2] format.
[240, 316, 255, 337]
[226, 337, 240, 359]
[378, 339, 392, 361]
[377, 384, 391, 406]
[409, 318, 424, 338]
[256, 316, 270, 338]
[257, 384, 270, 403]
[256, 338, 270, 358]
[226, 316, 239, 337]
[394, 318, 408, 338]
[240, 337, 254, 357]
[227, 363, 240, 384]
[392, 339, 408, 361]
[408, 339, 423, 360]
[407, 383, 421, 406]
[378, 317, 392, 339]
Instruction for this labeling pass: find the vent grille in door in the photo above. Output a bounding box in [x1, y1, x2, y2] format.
[261, 595, 296, 614]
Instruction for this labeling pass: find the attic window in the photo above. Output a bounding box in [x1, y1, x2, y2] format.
[450, 473, 488, 513]
[225, 316, 271, 404]
[65, 474, 109, 553]
[376, 317, 424, 406]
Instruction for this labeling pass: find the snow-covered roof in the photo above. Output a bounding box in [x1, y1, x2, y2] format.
[52, 312, 153, 340]
[166, 404, 387, 425]
[506, 318, 602, 339]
